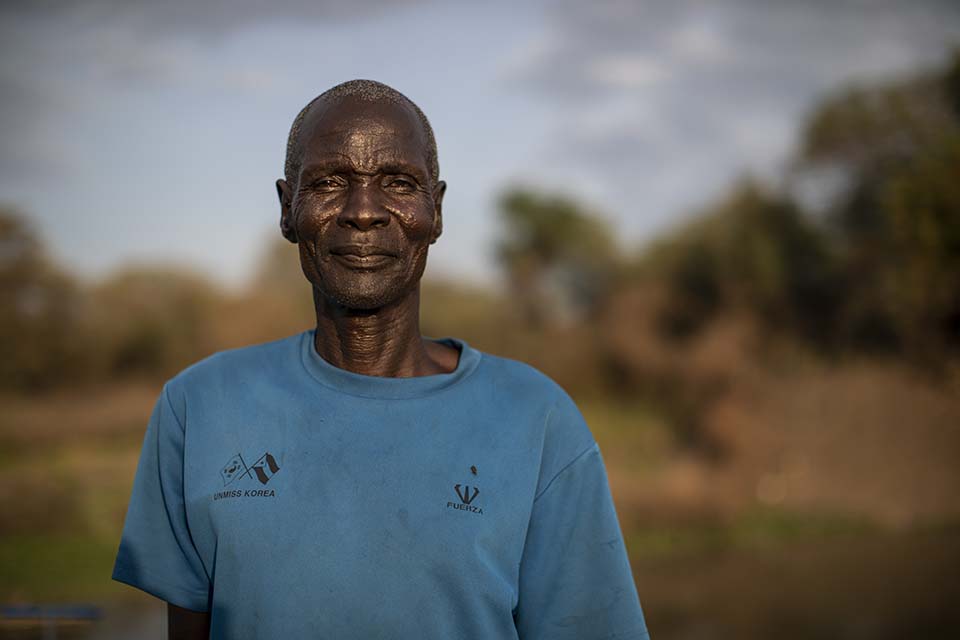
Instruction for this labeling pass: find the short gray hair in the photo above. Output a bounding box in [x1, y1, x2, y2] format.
[284, 79, 439, 188]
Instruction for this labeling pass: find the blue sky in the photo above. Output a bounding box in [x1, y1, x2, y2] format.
[1, 0, 958, 290]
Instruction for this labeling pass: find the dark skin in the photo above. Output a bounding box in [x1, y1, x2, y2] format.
[166, 95, 457, 638]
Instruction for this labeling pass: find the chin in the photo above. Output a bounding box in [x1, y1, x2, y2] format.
[333, 291, 393, 311]
[318, 281, 412, 312]
[309, 256, 427, 313]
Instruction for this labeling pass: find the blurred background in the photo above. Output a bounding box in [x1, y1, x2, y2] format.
[2, 0, 959, 638]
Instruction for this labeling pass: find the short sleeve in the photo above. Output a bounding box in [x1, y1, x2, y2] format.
[515, 436, 650, 639]
[112, 383, 211, 611]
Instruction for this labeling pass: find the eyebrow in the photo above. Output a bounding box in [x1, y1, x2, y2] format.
[300, 158, 428, 183]
[376, 163, 428, 180]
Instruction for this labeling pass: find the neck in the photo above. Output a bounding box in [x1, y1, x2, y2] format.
[312, 286, 439, 377]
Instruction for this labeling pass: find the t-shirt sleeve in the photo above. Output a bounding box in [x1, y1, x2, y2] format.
[514, 403, 650, 639]
[112, 382, 211, 611]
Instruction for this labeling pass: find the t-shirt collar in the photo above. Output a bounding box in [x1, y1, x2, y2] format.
[299, 328, 481, 399]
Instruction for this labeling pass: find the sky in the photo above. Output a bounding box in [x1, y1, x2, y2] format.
[1, 0, 958, 291]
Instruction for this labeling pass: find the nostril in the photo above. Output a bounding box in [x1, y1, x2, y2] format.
[337, 211, 390, 231]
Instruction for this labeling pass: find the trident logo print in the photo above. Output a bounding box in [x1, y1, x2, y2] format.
[454, 484, 479, 505]
[453, 484, 480, 504]
[448, 483, 483, 514]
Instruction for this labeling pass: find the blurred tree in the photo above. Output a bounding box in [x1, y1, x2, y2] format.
[638, 180, 839, 346]
[0, 208, 88, 390]
[495, 187, 620, 326]
[86, 265, 224, 378]
[200, 235, 318, 349]
[250, 236, 313, 308]
[798, 49, 960, 360]
[420, 279, 508, 352]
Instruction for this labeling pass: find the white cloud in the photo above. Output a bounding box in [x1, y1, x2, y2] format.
[498, 30, 559, 80]
[222, 68, 276, 92]
[667, 20, 733, 65]
[587, 54, 669, 89]
[571, 95, 662, 140]
[500, 0, 960, 241]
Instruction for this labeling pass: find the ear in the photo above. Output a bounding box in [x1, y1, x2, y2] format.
[276, 179, 298, 244]
[430, 180, 446, 244]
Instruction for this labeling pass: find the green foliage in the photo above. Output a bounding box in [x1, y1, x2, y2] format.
[626, 506, 879, 560]
[797, 49, 960, 358]
[0, 209, 89, 390]
[800, 77, 954, 172]
[639, 181, 840, 345]
[0, 534, 126, 601]
[496, 187, 620, 325]
[880, 133, 960, 354]
[251, 236, 315, 317]
[86, 266, 224, 377]
[420, 279, 509, 353]
[634, 48, 960, 361]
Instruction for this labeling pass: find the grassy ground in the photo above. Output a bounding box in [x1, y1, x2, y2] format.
[0, 384, 153, 606]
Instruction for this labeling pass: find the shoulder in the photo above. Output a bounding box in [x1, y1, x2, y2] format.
[164, 331, 304, 402]
[472, 350, 570, 404]
[470, 348, 596, 489]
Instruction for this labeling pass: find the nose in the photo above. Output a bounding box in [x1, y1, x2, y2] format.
[337, 183, 391, 231]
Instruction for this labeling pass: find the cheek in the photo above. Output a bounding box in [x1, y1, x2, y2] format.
[294, 201, 338, 242]
[297, 241, 322, 283]
[389, 200, 436, 240]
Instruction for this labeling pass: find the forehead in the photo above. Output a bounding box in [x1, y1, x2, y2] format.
[298, 97, 429, 174]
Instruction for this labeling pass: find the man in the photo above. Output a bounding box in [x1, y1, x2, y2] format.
[113, 79, 650, 639]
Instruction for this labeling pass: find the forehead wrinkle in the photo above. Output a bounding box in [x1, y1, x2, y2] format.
[297, 98, 430, 177]
[305, 101, 422, 146]
[303, 146, 418, 172]
[303, 127, 428, 178]
[342, 131, 403, 162]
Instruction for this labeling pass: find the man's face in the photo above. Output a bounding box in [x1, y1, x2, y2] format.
[277, 97, 445, 310]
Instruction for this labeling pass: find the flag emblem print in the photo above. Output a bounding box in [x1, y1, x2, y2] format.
[219, 451, 280, 486]
[250, 453, 280, 485]
[220, 454, 247, 486]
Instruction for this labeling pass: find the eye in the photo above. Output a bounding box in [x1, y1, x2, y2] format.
[310, 177, 343, 192]
[384, 177, 416, 193]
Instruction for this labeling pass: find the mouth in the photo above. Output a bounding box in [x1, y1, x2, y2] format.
[328, 244, 398, 269]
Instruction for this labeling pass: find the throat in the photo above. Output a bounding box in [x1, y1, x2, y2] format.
[312, 287, 451, 377]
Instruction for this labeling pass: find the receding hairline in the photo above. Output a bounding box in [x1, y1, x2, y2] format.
[284, 80, 439, 187]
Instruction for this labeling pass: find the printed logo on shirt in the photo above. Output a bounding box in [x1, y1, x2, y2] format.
[447, 483, 483, 515]
[213, 451, 281, 501]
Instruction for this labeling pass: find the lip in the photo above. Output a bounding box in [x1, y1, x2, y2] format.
[328, 244, 397, 269]
[330, 253, 396, 268]
[329, 244, 397, 258]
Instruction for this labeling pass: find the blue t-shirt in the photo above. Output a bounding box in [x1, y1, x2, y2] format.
[112, 329, 649, 639]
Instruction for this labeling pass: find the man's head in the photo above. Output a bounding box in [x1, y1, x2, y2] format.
[276, 80, 446, 311]
[283, 80, 440, 191]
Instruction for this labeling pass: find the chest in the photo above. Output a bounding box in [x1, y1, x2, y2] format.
[181, 401, 542, 606]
